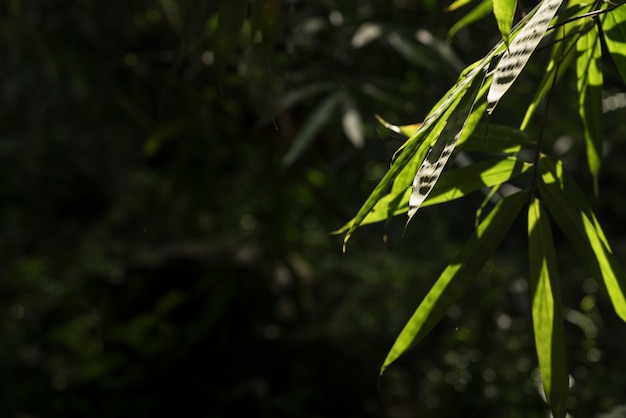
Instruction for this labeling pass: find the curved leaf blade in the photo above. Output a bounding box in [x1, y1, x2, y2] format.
[493, 0, 517, 46]
[538, 157, 626, 323]
[448, 0, 493, 40]
[602, 2, 626, 86]
[528, 197, 569, 418]
[381, 190, 528, 375]
[487, 0, 564, 114]
[576, 24, 604, 195]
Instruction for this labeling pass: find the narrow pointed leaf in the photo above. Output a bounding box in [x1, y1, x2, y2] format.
[528, 197, 569, 418]
[374, 115, 421, 138]
[576, 24, 603, 195]
[407, 67, 485, 224]
[493, 0, 517, 46]
[462, 123, 536, 154]
[538, 157, 626, 322]
[281, 92, 342, 167]
[520, 10, 588, 129]
[487, 0, 564, 114]
[380, 190, 528, 375]
[602, 3, 626, 86]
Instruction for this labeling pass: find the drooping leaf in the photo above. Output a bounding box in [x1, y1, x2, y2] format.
[334, 157, 531, 232]
[493, 0, 517, 46]
[407, 67, 485, 224]
[528, 197, 569, 418]
[487, 0, 564, 113]
[214, 0, 250, 80]
[520, 5, 590, 130]
[448, 0, 493, 40]
[538, 157, 626, 323]
[374, 115, 421, 138]
[462, 123, 536, 154]
[576, 24, 604, 195]
[380, 190, 528, 375]
[602, 2, 626, 86]
[281, 92, 342, 166]
[341, 95, 364, 148]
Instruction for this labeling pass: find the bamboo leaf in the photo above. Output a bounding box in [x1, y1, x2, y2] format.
[374, 115, 421, 138]
[407, 67, 485, 224]
[528, 197, 569, 418]
[493, 0, 517, 46]
[462, 123, 536, 154]
[602, 2, 626, 86]
[538, 157, 626, 323]
[576, 24, 604, 195]
[281, 92, 342, 167]
[487, 0, 564, 114]
[380, 190, 528, 375]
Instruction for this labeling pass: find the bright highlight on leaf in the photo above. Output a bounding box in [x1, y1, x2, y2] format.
[528, 197, 569, 418]
[576, 24, 604, 195]
[487, 0, 563, 113]
[381, 190, 528, 375]
[492, 0, 517, 46]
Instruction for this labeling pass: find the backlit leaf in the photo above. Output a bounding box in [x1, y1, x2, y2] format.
[380, 190, 528, 375]
[528, 197, 569, 418]
[538, 157, 626, 323]
[493, 0, 517, 46]
[602, 2, 626, 86]
[576, 24, 603, 195]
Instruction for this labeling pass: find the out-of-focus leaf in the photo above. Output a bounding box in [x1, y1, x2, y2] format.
[351, 23, 385, 48]
[487, 0, 563, 113]
[342, 95, 364, 148]
[380, 190, 528, 375]
[528, 197, 569, 418]
[281, 92, 342, 166]
[214, 0, 249, 80]
[448, 0, 493, 40]
[446, 0, 475, 12]
[576, 24, 603, 195]
[386, 32, 436, 70]
[602, 3, 626, 86]
[538, 157, 626, 323]
[493, 0, 517, 46]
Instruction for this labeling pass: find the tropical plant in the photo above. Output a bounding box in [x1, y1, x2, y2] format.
[337, 1, 626, 416]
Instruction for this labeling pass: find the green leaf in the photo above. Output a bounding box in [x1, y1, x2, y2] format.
[538, 157, 626, 323]
[528, 197, 569, 418]
[493, 0, 517, 46]
[374, 115, 422, 139]
[462, 123, 536, 154]
[407, 66, 485, 224]
[335, 157, 531, 232]
[602, 2, 626, 86]
[520, 7, 588, 130]
[448, 0, 493, 40]
[487, 0, 563, 113]
[576, 24, 604, 195]
[281, 92, 342, 167]
[214, 0, 250, 80]
[380, 190, 528, 375]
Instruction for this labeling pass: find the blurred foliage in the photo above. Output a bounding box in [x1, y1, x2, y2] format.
[0, 0, 625, 417]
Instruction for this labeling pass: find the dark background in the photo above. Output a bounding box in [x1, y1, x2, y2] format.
[2, 1, 626, 417]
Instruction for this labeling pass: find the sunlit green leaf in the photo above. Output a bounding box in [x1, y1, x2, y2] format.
[446, 0, 475, 12]
[602, 2, 626, 86]
[528, 197, 569, 418]
[380, 190, 528, 375]
[281, 92, 342, 167]
[374, 115, 422, 138]
[493, 0, 517, 46]
[462, 123, 536, 154]
[487, 0, 563, 113]
[576, 24, 603, 195]
[520, 4, 592, 130]
[214, 0, 249, 80]
[538, 157, 626, 323]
